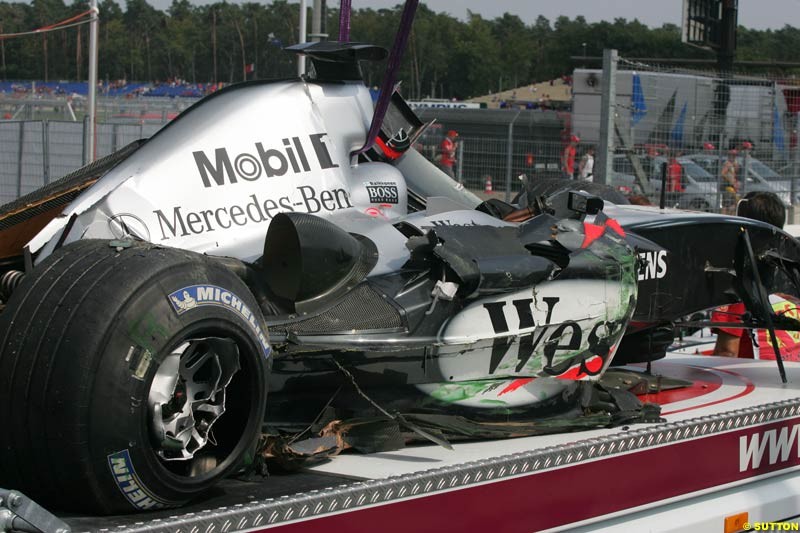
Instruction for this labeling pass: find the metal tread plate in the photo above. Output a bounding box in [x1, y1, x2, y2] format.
[79, 395, 800, 533]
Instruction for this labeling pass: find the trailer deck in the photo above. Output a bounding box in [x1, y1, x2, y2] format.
[45, 348, 800, 532]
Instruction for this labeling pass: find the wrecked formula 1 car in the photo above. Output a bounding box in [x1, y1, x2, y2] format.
[2, 1, 800, 516]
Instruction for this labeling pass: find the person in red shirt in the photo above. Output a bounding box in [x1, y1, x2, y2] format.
[712, 191, 798, 360]
[561, 135, 579, 179]
[713, 297, 800, 361]
[666, 154, 684, 193]
[439, 130, 458, 179]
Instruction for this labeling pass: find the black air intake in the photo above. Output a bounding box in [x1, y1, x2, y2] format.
[263, 212, 378, 312]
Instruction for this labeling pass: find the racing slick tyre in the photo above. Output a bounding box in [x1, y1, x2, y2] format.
[0, 240, 270, 514]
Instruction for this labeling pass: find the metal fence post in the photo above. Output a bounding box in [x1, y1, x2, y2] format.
[596, 48, 618, 185]
[456, 140, 463, 184]
[505, 110, 521, 202]
[794, 112, 800, 221]
[87, 0, 99, 162]
[742, 149, 750, 198]
[82, 115, 90, 166]
[42, 120, 50, 184]
[17, 121, 25, 198]
[716, 133, 726, 213]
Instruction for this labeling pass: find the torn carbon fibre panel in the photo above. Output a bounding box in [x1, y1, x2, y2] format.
[259, 378, 663, 469]
[429, 225, 557, 296]
[268, 283, 403, 336]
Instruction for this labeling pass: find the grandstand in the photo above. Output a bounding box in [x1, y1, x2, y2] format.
[0, 80, 215, 99]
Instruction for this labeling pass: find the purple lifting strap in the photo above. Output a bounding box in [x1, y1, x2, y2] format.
[339, 0, 352, 42]
[351, 0, 419, 157]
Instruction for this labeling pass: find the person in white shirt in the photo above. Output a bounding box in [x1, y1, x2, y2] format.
[578, 146, 595, 181]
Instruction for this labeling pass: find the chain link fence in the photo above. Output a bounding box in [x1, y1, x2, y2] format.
[412, 108, 568, 200]
[573, 56, 800, 214]
[0, 94, 198, 123]
[1, 105, 573, 207]
[5, 64, 796, 213]
[0, 119, 164, 205]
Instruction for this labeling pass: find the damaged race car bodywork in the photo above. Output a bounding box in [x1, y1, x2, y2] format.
[2, 4, 800, 515]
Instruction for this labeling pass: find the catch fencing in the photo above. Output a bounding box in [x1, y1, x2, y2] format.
[3, 61, 797, 213]
[572, 55, 800, 213]
[0, 94, 198, 123]
[413, 108, 568, 200]
[0, 119, 163, 206]
[0, 106, 574, 207]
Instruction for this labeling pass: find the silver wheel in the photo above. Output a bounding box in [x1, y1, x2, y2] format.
[148, 337, 241, 462]
[690, 199, 711, 212]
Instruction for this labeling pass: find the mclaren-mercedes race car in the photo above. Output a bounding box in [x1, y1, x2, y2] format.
[2, 12, 800, 517]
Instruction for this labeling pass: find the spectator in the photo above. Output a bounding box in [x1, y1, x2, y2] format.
[628, 195, 652, 206]
[561, 135, 579, 179]
[666, 153, 684, 193]
[439, 129, 458, 179]
[711, 191, 799, 360]
[578, 146, 595, 181]
[736, 191, 786, 228]
[720, 149, 740, 213]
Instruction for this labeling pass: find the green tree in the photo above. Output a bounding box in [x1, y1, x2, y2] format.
[124, 0, 162, 80]
[30, 0, 67, 80]
[0, 2, 29, 79]
[0, 2, 796, 95]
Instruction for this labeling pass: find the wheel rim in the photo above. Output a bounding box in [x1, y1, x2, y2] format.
[148, 337, 241, 462]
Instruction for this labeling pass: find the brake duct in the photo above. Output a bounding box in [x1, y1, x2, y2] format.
[262, 212, 378, 313]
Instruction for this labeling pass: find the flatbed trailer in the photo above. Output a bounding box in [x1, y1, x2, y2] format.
[7, 350, 798, 533]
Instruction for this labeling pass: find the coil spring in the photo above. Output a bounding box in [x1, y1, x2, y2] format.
[0, 270, 24, 300]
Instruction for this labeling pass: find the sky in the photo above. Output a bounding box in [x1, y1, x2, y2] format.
[143, 0, 800, 30]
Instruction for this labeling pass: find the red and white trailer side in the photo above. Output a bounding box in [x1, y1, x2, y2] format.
[53, 350, 800, 533]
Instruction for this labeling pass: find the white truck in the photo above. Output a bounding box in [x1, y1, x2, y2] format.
[571, 67, 789, 158]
